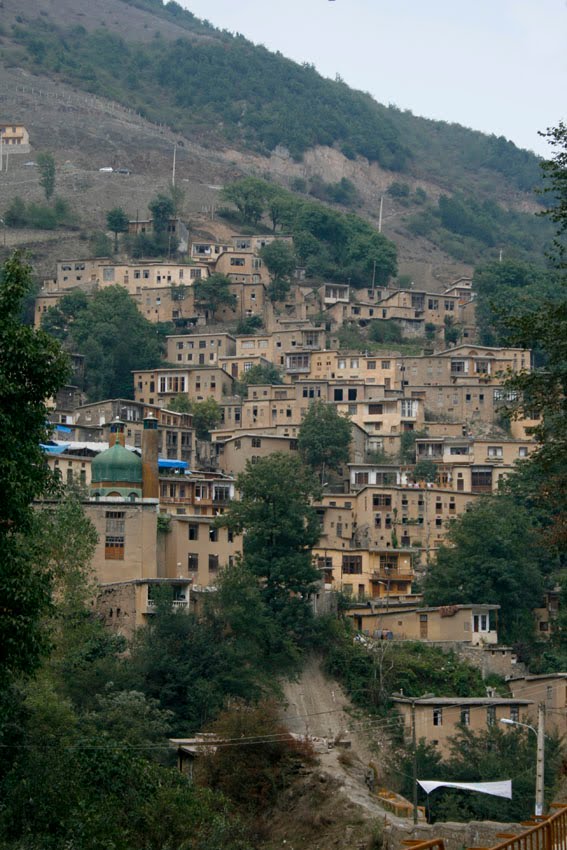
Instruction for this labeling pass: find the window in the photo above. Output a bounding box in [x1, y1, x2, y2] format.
[381, 361, 391, 369]
[433, 708, 443, 726]
[380, 554, 398, 571]
[471, 468, 492, 492]
[510, 706, 519, 722]
[401, 399, 416, 418]
[428, 299, 439, 310]
[208, 554, 219, 572]
[188, 553, 198, 571]
[487, 706, 496, 726]
[451, 360, 467, 374]
[368, 403, 383, 415]
[342, 555, 363, 574]
[348, 388, 357, 401]
[105, 511, 125, 560]
[230, 257, 245, 266]
[487, 446, 503, 458]
[251, 437, 262, 448]
[188, 523, 199, 540]
[373, 494, 392, 507]
[460, 708, 470, 726]
[354, 472, 369, 485]
[367, 361, 376, 370]
[334, 389, 344, 401]
[209, 526, 218, 542]
[350, 358, 359, 368]
[519, 446, 528, 458]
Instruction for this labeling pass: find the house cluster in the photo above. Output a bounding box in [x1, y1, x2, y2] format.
[37, 229, 556, 750]
[39, 227, 567, 764]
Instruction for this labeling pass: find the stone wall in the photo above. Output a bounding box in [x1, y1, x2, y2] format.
[384, 818, 524, 850]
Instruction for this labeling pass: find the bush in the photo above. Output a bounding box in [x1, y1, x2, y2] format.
[368, 319, 403, 344]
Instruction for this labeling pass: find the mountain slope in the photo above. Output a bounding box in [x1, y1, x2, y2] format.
[3, 0, 543, 198]
[0, 0, 553, 278]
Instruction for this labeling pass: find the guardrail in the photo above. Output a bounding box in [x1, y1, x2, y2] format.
[485, 804, 567, 850]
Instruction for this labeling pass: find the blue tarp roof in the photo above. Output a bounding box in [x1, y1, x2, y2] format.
[55, 424, 72, 433]
[158, 459, 189, 470]
[41, 443, 70, 454]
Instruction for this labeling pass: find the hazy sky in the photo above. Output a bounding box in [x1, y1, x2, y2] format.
[181, 0, 566, 157]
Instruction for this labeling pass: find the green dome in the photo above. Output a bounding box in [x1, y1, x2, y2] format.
[91, 443, 143, 484]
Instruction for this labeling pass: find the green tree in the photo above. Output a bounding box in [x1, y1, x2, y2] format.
[235, 363, 284, 395]
[501, 125, 567, 551]
[36, 151, 56, 201]
[106, 206, 129, 250]
[4, 196, 27, 227]
[191, 397, 221, 440]
[298, 401, 352, 481]
[149, 193, 175, 234]
[444, 315, 461, 345]
[235, 314, 263, 334]
[221, 177, 270, 225]
[0, 253, 70, 685]
[423, 496, 547, 642]
[259, 240, 296, 281]
[399, 428, 427, 464]
[411, 459, 438, 482]
[539, 122, 567, 265]
[90, 230, 114, 257]
[42, 285, 163, 399]
[193, 273, 237, 319]
[167, 393, 192, 413]
[219, 454, 321, 636]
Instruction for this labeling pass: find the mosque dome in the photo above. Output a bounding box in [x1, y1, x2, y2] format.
[91, 443, 143, 485]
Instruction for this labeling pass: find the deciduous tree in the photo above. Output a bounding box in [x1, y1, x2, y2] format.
[298, 401, 352, 481]
[106, 206, 129, 251]
[219, 454, 321, 635]
[0, 253, 70, 685]
[36, 151, 56, 201]
[423, 496, 546, 642]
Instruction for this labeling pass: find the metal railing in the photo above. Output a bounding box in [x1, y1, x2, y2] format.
[486, 804, 567, 850]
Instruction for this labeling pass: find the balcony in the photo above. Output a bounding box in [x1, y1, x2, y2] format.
[146, 598, 189, 613]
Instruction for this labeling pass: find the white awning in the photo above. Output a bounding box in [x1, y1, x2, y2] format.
[417, 780, 512, 799]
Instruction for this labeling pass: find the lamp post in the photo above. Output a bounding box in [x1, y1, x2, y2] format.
[500, 703, 545, 817]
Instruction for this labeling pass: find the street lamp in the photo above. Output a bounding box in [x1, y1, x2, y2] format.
[500, 704, 545, 817]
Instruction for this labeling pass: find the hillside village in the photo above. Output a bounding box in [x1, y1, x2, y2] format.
[34, 222, 563, 748]
[1, 4, 567, 847]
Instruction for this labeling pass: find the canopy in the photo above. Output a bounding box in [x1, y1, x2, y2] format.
[41, 443, 70, 454]
[417, 780, 512, 799]
[158, 459, 189, 470]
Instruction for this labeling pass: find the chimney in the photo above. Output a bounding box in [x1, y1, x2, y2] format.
[109, 418, 126, 447]
[142, 414, 159, 499]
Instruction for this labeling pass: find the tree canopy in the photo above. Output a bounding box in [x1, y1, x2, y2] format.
[41, 285, 164, 400]
[193, 273, 237, 318]
[219, 454, 321, 639]
[298, 401, 352, 480]
[0, 254, 70, 685]
[423, 496, 548, 642]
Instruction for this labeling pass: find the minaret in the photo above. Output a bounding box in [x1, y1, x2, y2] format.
[109, 418, 126, 447]
[142, 414, 159, 499]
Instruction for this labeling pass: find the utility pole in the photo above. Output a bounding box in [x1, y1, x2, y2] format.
[535, 702, 545, 817]
[378, 195, 384, 233]
[172, 143, 177, 188]
[372, 259, 376, 292]
[411, 698, 418, 824]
